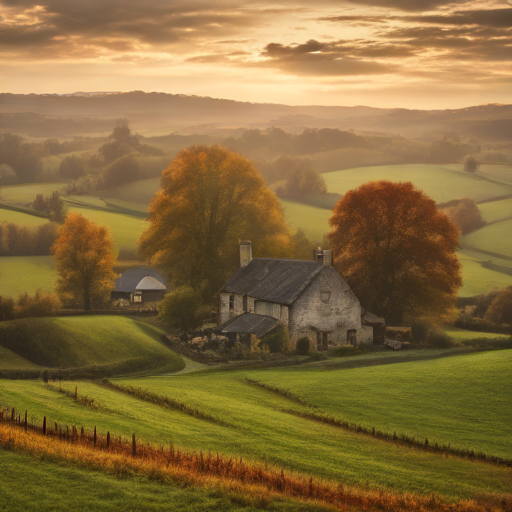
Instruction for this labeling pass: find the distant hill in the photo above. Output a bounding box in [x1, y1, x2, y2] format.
[1, 91, 510, 140]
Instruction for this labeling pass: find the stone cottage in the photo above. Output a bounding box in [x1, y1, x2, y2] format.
[111, 266, 167, 303]
[217, 242, 379, 350]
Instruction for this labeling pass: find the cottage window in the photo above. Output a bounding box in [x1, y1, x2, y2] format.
[320, 290, 331, 303]
[229, 294, 235, 311]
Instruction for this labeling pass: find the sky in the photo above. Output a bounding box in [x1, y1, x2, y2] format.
[0, 0, 511, 109]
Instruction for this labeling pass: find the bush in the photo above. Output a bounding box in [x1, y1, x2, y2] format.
[409, 320, 432, 343]
[15, 290, 61, 318]
[261, 324, 290, 354]
[331, 344, 361, 357]
[485, 288, 512, 326]
[296, 336, 311, 355]
[0, 296, 15, 322]
[308, 351, 326, 361]
[159, 286, 204, 332]
[426, 330, 456, 348]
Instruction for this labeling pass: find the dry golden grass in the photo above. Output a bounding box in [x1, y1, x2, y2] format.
[1, 411, 510, 512]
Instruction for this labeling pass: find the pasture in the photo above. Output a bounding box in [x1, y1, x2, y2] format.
[444, 326, 510, 341]
[322, 164, 512, 204]
[0, 182, 67, 205]
[463, 219, 512, 260]
[0, 316, 184, 373]
[0, 207, 50, 227]
[0, 350, 510, 502]
[0, 256, 56, 297]
[457, 253, 512, 296]
[279, 199, 330, 242]
[478, 197, 512, 223]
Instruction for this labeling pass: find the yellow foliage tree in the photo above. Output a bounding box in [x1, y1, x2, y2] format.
[139, 145, 292, 299]
[51, 213, 117, 310]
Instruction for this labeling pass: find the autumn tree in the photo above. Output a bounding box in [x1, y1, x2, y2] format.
[139, 145, 292, 300]
[328, 181, 461, 325]
[51, 213, 117, 310]
[439, 197, 486, 235]
[485, 287, 512, 325]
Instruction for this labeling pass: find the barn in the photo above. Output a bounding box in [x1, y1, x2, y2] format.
[217, 242, 383, 350]
[111, 266, 167, 303]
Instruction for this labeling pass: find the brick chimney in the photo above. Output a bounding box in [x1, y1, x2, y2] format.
[240, 240, 252, 267]
[313, 247, 333, 266]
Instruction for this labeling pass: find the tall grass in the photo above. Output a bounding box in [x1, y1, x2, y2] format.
[1, 410, 508, 512]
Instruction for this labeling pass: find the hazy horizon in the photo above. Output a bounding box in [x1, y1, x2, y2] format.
[1, 0, 510, 110]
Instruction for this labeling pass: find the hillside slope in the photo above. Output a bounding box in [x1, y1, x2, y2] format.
[0, 316, 184, 374]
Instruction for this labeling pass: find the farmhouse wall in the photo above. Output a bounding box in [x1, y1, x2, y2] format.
[288, 267, 362, 349]
[359, 326, 374, 344]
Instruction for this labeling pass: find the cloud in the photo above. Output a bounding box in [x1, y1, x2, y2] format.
[259, 39, 393, 76]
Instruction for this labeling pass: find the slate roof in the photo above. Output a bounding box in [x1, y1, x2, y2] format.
[220, 258, 324, 305]
[362, 310, 385, 325]
[219, 313, 279, 337]
[115, 266, 167, 292]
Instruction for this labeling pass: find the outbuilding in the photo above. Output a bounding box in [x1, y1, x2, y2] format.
[111, 266, 167, 303]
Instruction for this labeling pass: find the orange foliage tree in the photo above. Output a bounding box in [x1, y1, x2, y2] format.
[328, 181, 461, 325]
[139, 145, 292, 300]
[51, 213, 117, 310]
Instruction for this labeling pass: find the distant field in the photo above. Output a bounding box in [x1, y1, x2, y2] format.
[463, 218, 512, 260]
[68, 206, 147, 250]
[0, 256, 56, 297]
[0, 208, 50, 227]
[444, 326, 510, 341]
[323, 164, 512, 203]
[279, 199, 330, 241]
[446, 163, 512, 186]
[478, 197, 512, 223]
[90, 178, 160, 207]
[458, 253, 512, 296]
[0, 316, 184, 372]
[0, 182, 67, 204]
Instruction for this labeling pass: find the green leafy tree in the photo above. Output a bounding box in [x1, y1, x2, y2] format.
[159, 286, 205, 332]
[464, 156, 480, 173]
[103, 155, 141, 187]
[59, 155, 85, 179]
[139, 145, 292, 299]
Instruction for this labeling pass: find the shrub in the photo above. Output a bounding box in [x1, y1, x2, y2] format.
[0, 296, 15, 322]
[426, 330, 455, 348]
[331, 344, 361, 357]
[485, 288, 512, 326]
[159, 286, 204, 332]
[261, 324, 290, 354]
[296, 336, 311, 355]
[409, 319, 432, 343]
[15, 290, 61, 318]
[308, 350, 326, 361]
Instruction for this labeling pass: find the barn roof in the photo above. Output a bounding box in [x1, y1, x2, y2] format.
[220, 258, 324, 305]
[362, 310, 385, 325]
[219, 313, 279, 337]
[114, 266, 167, 292]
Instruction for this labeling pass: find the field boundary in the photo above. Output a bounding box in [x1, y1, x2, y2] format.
[0, 408, 507, 512]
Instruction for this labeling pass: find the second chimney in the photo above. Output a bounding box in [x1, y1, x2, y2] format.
[240, 240, 252, 267]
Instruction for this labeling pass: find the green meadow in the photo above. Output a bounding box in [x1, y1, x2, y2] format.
[0, 208, 50, 227]
[0, 316, 184, 373]
[444, 326, 510, 341]
[478, 197, 512, 223]
[457, 253, 512, 296]
[0, 256, 56, 297]
[0, 349, 510, 501]
[0, 182, 67, 205]
[463, 219, 512, 260]
[279, 199, 330, 241]
[322, 164, 512, 204]
[0, 450, 321, 512]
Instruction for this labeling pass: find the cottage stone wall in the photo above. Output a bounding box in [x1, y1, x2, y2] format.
[359, 325, 374, 344]
[288, 267, 362, 349]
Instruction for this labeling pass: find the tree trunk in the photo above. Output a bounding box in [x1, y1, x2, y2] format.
[83, 285, 91, 311]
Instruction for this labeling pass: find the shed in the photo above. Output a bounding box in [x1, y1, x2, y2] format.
[111, 266, 167, 303]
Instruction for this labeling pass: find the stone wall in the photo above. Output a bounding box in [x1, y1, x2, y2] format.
[288, 267, 362, 349]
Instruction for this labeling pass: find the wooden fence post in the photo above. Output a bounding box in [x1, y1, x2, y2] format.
[132, 434, 136, 457]
[42, 416, 46, 436]
[106, 432, 110, 451]
[24, 411, 28, 432]
[94, 427, 97, 447]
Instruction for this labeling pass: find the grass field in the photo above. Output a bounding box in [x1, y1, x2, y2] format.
[446, 163, 512, 186]
[0, 208, 50, 227]
[0, 316, 184, 373]
[458, 253, 512, 296]
[0, 450, 319, 512]
[0, 182, 68, 205]
[0, 256, 56, 297]
[1, 350, 511, 502]
[323, 164, 512, 204]
[478, 197, 512, 223]
[0, 346, 41, 370]
[279, 199, 330, 241]
[463, 219, 512, 260]
[444, 326, 510, 341]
